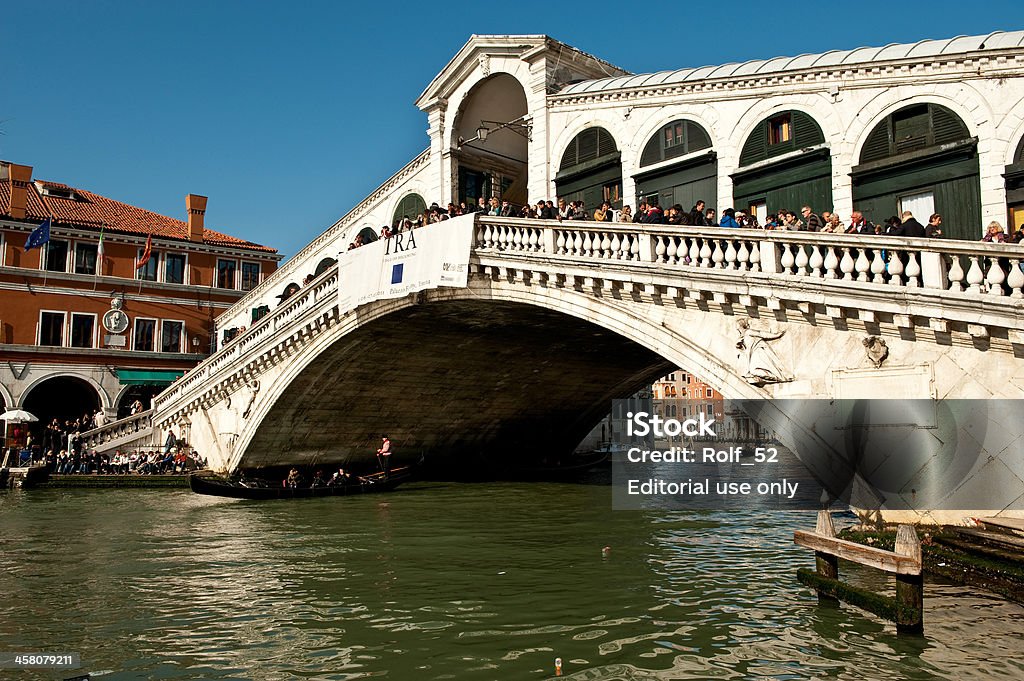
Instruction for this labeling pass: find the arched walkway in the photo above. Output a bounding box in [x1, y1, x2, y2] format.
[452, 73, 529, 207]
[22, 375, 103, 436]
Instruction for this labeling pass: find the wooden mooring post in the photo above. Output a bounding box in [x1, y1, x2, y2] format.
[794, 510, 923, 634]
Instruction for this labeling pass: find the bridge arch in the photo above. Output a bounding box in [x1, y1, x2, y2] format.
[225, 280, 766, 472]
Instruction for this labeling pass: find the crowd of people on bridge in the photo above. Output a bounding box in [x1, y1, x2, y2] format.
[378, 194, 1024, 245]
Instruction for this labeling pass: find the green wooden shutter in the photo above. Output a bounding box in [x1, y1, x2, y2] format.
[931, 105, 969, 146]
[739, 122, 767, 166]
[640, 135, 661, 166]
[860, 120, 891, 164]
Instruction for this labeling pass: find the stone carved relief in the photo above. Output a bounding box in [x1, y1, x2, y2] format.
[241, 380, 261, 420]
[862, 336, 889, 369]
[736, 319, 792, 386]
[479, 54, 490, 77]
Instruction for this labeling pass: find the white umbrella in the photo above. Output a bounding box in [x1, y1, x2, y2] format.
[0, 409, 38, 423]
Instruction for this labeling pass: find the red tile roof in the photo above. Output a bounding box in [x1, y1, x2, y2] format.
[0, 176, 277, 254]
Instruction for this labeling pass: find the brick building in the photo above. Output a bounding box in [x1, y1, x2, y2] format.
[0, 161, 280, 447]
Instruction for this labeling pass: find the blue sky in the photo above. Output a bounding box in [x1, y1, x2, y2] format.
[4, 1, 1022, 257]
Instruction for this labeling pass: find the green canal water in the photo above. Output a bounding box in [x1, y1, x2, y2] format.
[1, 482, 1022, 680]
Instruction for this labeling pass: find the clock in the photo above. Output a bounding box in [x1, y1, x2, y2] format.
[103, 308, 129, 334]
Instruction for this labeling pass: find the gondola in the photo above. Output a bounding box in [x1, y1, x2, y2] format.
[188, 466, 413, 500]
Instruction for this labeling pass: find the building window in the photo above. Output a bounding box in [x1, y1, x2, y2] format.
[664, 122, 685, 148]
[667, 373, 676, 382]
[137, 249, 160, 282]
[39, 311, 65, 346]
[768, 114, 792, 145]
[217, 259, 237, 289]
[161, 320, 183, 353]
[70, 313, 96, 348]
[241, 262, 260, 291]
[74, 242, 98, 276]
[165, 253, 186, 285]
[44, 240, 69, 272]
[706, 404, 714, 415]
[134, 318, 156, 352]
[706, 387, 713, 399]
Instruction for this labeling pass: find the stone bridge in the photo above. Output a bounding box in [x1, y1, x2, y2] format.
[86, 215, 1021, 485]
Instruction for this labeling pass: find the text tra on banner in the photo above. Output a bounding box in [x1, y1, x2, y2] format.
[337, 214, 473, 311]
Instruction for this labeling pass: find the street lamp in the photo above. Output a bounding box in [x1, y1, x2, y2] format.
[459, 116, 532, 148]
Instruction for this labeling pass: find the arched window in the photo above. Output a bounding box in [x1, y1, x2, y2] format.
[859, 104, 971, 164]
[314, 257, 337, 278]
[738, 111, 825, 167]
[732, 111, 831, 221]
[356, 226, 379, 245]
[640, 120, 712, 167]
[555, 127, 622, 209]
[392, 194, 426, 226]
[853, 103, 979, 240]
[559, 127, 618, 171]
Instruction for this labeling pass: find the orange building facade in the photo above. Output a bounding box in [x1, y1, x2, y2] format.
[0, 161, 280, 447]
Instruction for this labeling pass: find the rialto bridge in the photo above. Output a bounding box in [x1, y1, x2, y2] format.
[79, 214, 1024, 517]
[80, 32, 1024, 521]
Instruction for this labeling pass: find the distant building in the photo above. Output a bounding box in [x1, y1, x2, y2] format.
[0, 161, 281, 447]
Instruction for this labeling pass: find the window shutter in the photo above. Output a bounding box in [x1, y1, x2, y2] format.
[931, 105, 969, 145]
[640, 136, 662, 166]
[860, 121, 891, 164]
[792, 111, 824, 147]
[686, 122, 712, 152]
[559, 137, 580, 170]
[739, 123, 767, 166]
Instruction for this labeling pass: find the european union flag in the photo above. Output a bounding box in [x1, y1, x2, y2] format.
[24, 218, 51, 251]
[391, 263, 404, 284]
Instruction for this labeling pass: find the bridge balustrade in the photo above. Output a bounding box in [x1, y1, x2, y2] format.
[475, 217, 1024, 297]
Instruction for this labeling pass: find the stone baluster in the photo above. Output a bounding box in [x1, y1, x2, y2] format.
[655, 235, 668, 263]
[736, 241, 749, 271]
[839, 248, 856, 281]
[780, 243, 796, 274]
[512, 227, 523, 251]
[699, 238, 713, 267]
[905, 252, 921, 287]
[601, 232, 612, 258]
[855, 249, 871, 282]
[808, 245, 824, 277]
[870, 249, 888, 283]
[794, 244, 810, 276]
[630, 234, 641, 261]
[965, 256, 985, 294]
[823, 246, 839, 279]
[582, 231, 593, 257]
[481, 224, 493, 248]
[573, 231, 584, 256]
[688, 238, 700, 267]
[947, 255, 965, 292]
[748, 240, 761, 272]
[1008, 260, 1024, 298]
[556, 230, 567, 254]
[608, 232, 621, 259]
[712, 239, 725, 269]
[529, 228, 540, 252]
[887, 251, 904, 285]
[725, 240, 738, 270]
[666, 236, 679, 264]
[985, 256, 1006, 296]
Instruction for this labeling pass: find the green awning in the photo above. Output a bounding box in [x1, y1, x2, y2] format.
[116, 369, 186, 386]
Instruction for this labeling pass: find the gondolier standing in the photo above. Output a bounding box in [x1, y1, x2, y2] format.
[377, 435, 392, 477]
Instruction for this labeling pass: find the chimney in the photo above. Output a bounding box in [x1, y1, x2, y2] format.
[186, 193, 207, 242]
[6, 163, 33, 220]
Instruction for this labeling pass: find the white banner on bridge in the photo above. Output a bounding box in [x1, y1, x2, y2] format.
[337, 214, 473, 311]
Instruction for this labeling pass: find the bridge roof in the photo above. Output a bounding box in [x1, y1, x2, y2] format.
[558, 30, 1024, 95]
[0, 173, 277, 254]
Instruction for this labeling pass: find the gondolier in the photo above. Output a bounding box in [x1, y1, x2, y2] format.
[377, 435, 392, 477]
